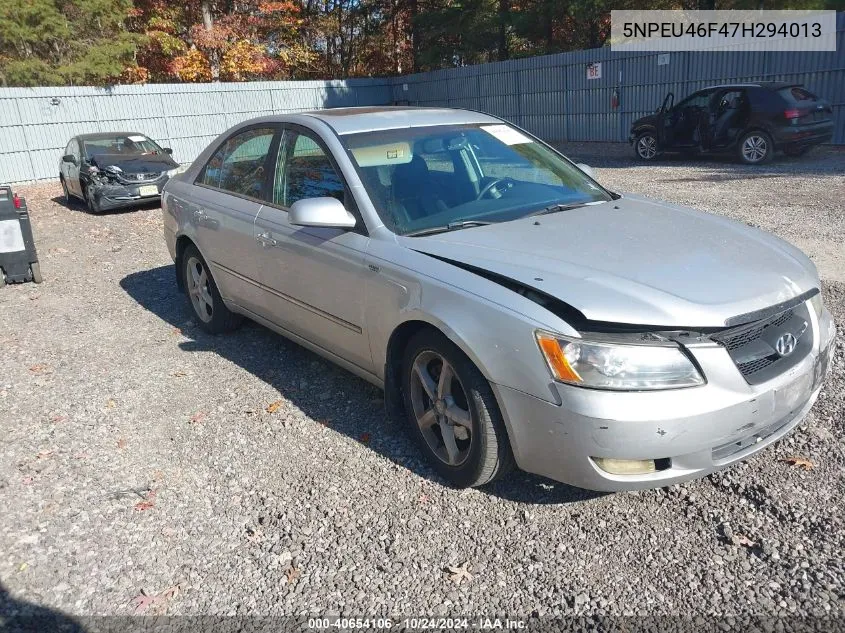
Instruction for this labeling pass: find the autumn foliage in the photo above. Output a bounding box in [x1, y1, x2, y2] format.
[0, 0, 838, 86]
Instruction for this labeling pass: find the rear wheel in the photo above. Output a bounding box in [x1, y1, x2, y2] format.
[181, 244, 242, 334]
[634, 132, 659, 161]
[738, 131, 773, 164]
[401, 329, 514, 488]
[30, 262, 42, 284]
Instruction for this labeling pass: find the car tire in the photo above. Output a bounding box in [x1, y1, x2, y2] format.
[738, 131, 773, 164]
[84, 185, 101, 214]
[401, 328, 514, 488]
[784, 146, 810, 158]
[181, 244, 242, 335]
[0, 270, 5, 288]
[30, 262, 43, 284]
[634, 132, 660, 161]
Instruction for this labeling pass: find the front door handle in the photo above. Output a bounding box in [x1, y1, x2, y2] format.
[256, 231, 278, 247]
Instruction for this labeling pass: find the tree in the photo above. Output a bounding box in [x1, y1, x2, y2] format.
[0, 0, 838, 86]
[0, 0, 140, 86]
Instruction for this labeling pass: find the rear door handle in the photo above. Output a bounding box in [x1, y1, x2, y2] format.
[256, 231, 278, 247]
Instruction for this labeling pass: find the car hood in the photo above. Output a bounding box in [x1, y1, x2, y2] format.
[89, 153, 177, 173]
[632, 113, 658, 129]
[403, 195, 819, 328]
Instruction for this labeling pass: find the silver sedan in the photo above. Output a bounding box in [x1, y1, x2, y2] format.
[161, 107, 835, 491]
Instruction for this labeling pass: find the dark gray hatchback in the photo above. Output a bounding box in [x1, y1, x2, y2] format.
[630, 82, 834, 164]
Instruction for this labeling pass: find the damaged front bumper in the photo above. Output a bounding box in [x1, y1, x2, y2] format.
[492, 306, 836, 492]
[89, 176, 169, 211]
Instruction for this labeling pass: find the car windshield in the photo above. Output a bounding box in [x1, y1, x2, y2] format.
[83, 135, 163, 161]
[341, 123, 612, 235]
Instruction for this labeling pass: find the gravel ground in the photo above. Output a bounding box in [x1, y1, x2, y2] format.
[1, 146, 843, 623]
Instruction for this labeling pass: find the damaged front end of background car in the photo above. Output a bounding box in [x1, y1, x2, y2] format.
[84, 154, 184, 214]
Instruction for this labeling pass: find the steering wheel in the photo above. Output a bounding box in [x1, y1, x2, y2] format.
[476, 177, 515, 201]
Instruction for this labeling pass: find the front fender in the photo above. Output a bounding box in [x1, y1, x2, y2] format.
[365, 241, 575, 405]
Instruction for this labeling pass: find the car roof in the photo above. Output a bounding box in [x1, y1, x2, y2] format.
[299, 106, 502, 135]
[702, 82, 800, 91]
[74, 132, 149, 141]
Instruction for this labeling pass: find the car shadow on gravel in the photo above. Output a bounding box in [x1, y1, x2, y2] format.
[120, 265, 603, 505]
[0, 582, 86, 632]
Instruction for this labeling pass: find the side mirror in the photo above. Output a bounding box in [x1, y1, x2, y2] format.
[289, 197, 356, 229]
[163, 147, 173, 154]
[62, 154, 76, 164]
[575, 163, 595, 180]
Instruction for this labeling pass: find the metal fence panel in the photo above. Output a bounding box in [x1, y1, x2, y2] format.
[0, 79, 392, 184]
[395, 11, 845, 147]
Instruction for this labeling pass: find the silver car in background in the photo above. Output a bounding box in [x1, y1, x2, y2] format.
[161, 107, 835, 491]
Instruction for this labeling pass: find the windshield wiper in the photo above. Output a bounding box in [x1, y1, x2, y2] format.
[525, 202, 591, 218]
[405, 220, 493, 237]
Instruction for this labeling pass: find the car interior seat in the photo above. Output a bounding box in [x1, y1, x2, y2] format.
[391, 155, 449, 222]
[712, 95, 743, 143]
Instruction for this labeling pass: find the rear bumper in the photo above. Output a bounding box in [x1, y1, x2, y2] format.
[492, 308, 836, 492]
[774, 122, 833, 148]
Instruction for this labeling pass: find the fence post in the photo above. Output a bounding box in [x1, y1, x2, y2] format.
[157, 91, 173, 155]
[13, 96, 38, 183]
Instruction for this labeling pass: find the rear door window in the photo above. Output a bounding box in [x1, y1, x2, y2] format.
[198, 127, 275, 199]
[779, 87, 818, 103]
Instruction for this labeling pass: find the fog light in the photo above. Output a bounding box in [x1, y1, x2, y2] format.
[593, 457, 657, 475]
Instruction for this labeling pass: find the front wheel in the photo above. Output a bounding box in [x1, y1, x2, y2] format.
[738, 131, 773, 164]
[401, 329, 514, 488]
[634, 132, 659, 161]
[181, 244, 242, 334]
[60, 178, 73, 207]
[30, 262, 43, 284]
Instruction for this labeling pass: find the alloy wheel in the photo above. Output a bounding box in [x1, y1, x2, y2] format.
[186, 256, 214, 323]
[409, 350, 474, 466]
[637, 135, 657, 159]
[742, 135, 768, 163]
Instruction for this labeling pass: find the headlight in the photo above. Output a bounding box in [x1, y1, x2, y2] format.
[535, 331, 705, 391]
[809, 292, 824, 322]
[166, 164, 189, 177]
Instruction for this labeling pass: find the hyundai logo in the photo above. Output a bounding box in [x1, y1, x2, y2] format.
[775, 332, 798, 357]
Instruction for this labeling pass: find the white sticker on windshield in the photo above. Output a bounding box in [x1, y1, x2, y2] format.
[128, 135, 147, 142]
[480, 125, 532, 145]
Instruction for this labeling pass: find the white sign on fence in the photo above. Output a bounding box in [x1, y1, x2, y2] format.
[586, 62, 602, 80]
[657, 53, 670, 66]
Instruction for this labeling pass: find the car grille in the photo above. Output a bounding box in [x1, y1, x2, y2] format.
[737, 356, 776, 376]
[130, 173, 160, 182]
[713, 306, 812, 385]
[721, 310, 793, 352]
